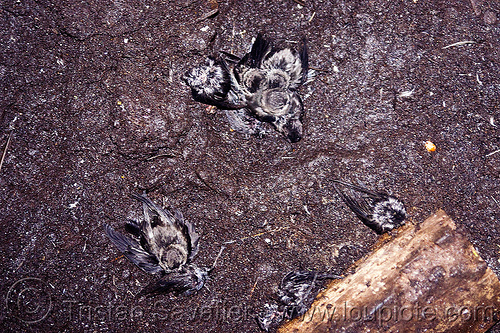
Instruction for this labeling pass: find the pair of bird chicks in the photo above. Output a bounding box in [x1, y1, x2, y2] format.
[256, 180, 406, 331]
[183, 34, 314, 143]
[104, 181, 406, 331]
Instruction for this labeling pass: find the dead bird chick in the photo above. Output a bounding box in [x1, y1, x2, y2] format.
[183, 56, 245, 110]
[104, 193, 223, 296]
[257, 271, 342, 331]
[234, 34, 311, 142]
[184, 34, 314, 142]
[333, 180, 406, 234]
[183, 54, 266, 137]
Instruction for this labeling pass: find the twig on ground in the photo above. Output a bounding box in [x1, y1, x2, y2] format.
[250, 277, 260, 297]
[442, 41, 476, 49]
[485, 149, 500, 157]
[0, 132, 12, 173]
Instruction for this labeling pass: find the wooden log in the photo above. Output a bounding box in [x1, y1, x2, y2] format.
[279, 210, 500, 333]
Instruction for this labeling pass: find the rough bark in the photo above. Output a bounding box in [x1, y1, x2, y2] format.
[280, 210, 500, 333]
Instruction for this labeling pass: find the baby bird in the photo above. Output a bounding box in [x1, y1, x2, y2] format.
[257, 270, 342, 331]
[332, 180, 406, 234]
[183, 57, 245, 110]
[104, 193, 222, 296]
[234, 34, 309, 143]
[184, 34, 313, 142]
[278, 271, 342, 318]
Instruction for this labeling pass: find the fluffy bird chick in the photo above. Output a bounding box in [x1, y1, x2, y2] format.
[104, 193, 223, 296]
[183, 55, 265, 137]
[183, 57, 244, 110]
[184, 34, 313, 142]
[234, 34, 310, 143]
[333, 180, 406, 234]
[257, 271, 342, 331]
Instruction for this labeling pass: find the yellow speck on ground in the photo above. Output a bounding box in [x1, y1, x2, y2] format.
[425, 141, 436, 152]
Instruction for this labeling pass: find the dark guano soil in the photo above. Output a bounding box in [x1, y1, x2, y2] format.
[1, 0, 499, 332]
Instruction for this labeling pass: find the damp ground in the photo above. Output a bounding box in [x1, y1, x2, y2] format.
[1, 0, 499, 332]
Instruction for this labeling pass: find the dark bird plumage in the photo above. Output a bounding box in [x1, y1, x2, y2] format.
[138, 264, 211, 296]
[278, 270, 342, 318]
[333, 180, 406, 234]
[184, 34, 314, 142]
[182, 57, 245, 110]
[104, 193, 223, 296]
[257, 270, 342, 331]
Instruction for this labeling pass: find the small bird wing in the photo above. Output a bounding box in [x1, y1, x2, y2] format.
[299, 37, 309, 85]
[281, 270, 314, 285]
[176, 208, 201, 262]
[138, 269, 204, 296]
[277, 271, 324, 318]
[279, 271, 316, 305]
[333, 181, 390, 234]
[234, 34, 271, 91]
[333, 180, 389, 200]
[281, 271, 341, 286]
[192, 90, 245, 110]
[124, 219, 141, 237]
[278, 271, 341, 311]
[104, 224, 163, 274]
[257, 303, 283, 332]
[139, 275, 192, 296]
[219, 51, 241, 64]
[131, 193, 174, 228]
[240, 33, 272, 69]
[333, 183, 374, 225]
